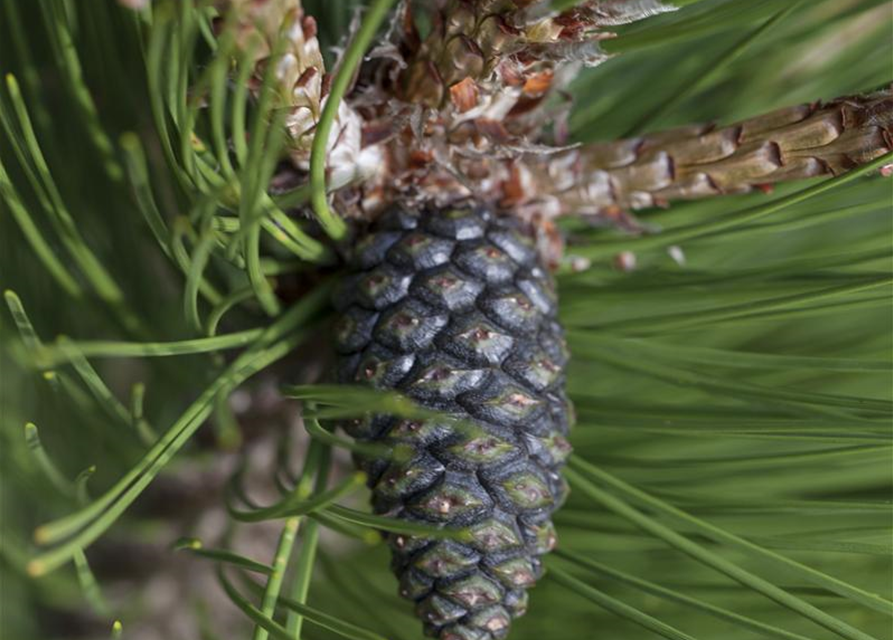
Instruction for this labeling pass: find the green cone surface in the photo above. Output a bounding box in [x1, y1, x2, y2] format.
[333, 205, 572, 640]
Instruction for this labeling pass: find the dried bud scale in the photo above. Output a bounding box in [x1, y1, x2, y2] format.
[218, 0, 382, 182]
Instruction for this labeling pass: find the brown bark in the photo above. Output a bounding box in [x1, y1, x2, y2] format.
[542, 88, 893, 217]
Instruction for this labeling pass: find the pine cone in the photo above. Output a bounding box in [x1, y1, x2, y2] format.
[333, 205, 572, 640]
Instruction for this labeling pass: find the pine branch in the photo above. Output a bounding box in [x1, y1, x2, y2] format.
[542, 87, 893, 217]
[192, 3, 889, 231]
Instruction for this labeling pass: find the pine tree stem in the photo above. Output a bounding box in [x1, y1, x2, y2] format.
[547, 88, 893, 216]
